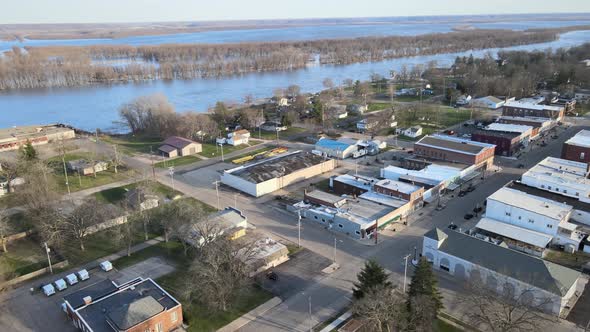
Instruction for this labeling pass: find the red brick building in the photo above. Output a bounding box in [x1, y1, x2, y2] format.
[562, 130, 590, 164]
[497, 116, 555, 138]
[330, 174, 375, 196]
[373, 179, 424, 202]
[414, 135, 495, 168]
[63, 278, 183, 332]
[471, 130, 522, 157]
[502, 101, 565, 120]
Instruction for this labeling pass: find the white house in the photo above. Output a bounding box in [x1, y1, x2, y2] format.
[456, 95, 472, 106]
[472, 96, 505, 109]
[227, 129, 251, 146]
[403, 126, 423, 138]
[422, 228, 582, 316]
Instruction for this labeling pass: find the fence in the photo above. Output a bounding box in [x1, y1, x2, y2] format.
[0, 260, 69, 289]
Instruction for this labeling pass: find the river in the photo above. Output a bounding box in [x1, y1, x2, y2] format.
[1, 27, 590, 131]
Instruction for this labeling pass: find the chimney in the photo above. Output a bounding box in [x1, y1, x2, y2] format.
[83, 296, 92, 305]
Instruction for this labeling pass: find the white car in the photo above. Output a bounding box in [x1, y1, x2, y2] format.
[54, 279, 68, 291]
[42, 284, 56, 297]
[65, 273, 78, 286]
[99, 261, 113, 272]
[77, 269, 90, 281]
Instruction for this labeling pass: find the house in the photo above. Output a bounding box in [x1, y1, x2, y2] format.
[0, 124, 75, 153]
[356, 114, 397, 132]
[479, 187, 584, 254]
[575, 89, 590, 104]
[315, 138, 360, 159]
[422, 228, 582, 316]
[0, 176, 24, 196]
[347, 104, 368, 115]
[503, 101, 565, 120]
[158, 136, 202, 158]
[414, 134, 495, 169]
[403, 126, 422, 138]
[277, 97, 290, 107]
[260, 121, 287, 132]
[242, 236, 289, 277]
[183, 207, 248, 246]
[63, 278, 183, 332]
[472, 96, 505, 109]
[562, 130, 590, 164]
[67, 160, 109, 176]
[227, 129, 250, 146]
[125, 188, 159, 211]
[455, 95, 472, 106]
[221, 151, 336, 197]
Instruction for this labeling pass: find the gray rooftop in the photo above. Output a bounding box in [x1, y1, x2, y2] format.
[106, 296, 164, 331]
[416, 135, 494, 155]
[425, 228, 580, 296]
[64, 279, 118, 310]
[227, 151, 330, 183]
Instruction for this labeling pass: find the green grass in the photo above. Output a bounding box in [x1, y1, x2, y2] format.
[154, 155, 201, 168]
[0, 237, 56, 280]
[94, 180, 181, 204]
[435, 319, 463, 332]
[254, 127, 307, 140]
[544, 249, 590, 270]
[395, 95, 432, 102]
[157, 271, 273, 332]
[227, 146, 276, 163]
[101, 135, 162, 155]
[366, 102, 392, 113]
[199, 140, 262, 158]
[6, 212, 33, 233]
[46, 152, 133, 193]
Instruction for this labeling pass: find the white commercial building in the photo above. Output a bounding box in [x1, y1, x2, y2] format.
[422, 228, 583, 316]
[481, 187, 583, 252]
[221, 151, 336, 197]
[521, 157, 590, 203]
[472, 96, 505, 109]
[315, 138, 360, 159]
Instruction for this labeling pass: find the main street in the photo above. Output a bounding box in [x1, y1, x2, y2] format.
[105, 117, 589, 331]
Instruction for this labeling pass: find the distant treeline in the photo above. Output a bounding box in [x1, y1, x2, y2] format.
[1, 26, 589, 90]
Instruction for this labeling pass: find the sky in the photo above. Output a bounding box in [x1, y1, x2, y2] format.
[1, 0, 590, 24]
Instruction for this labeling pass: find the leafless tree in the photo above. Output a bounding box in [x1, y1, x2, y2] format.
[61, 198, 110, 251]
[351, 286, 407, 332]
[323, 78, 334, 91]
[286, 84, 301, 97]
[243, 94, 254, 105]
[0, 209, 13, 253]
[169, 199, 208, 256]
[119, 93, 176, 136]
[458, 275, 557, 332]
[182, 234, 259, 312]
[239, 108, 264, 130]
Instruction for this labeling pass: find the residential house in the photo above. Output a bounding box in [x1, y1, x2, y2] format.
[403, 126, 423, 138]
[67, 159, 109, 176]
[456, 95, 472, 106]
[347, 104, 368, 115]
[125, 188, 159, 211]
[183, 207, 248, 247]
[227, 129, 250, 146]
[158, 136, 202, 158]
[260, 121, 287, 132]
[422, 228, 582, 316]
[0, 176, 24, 196]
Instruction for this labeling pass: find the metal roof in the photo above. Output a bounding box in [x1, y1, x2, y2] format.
[316, 138, 353, 151]
[565, 130, 590, 148]
[488, 187, 572, 220]
[161, 136, 196, 149]
[157, 144, 177, 153]
[425, 228, 580, 296]
[475, 217, 553, 248]
[416, 135, 495, 156]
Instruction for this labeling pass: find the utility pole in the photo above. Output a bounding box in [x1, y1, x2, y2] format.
[214, 180, 221, 210]
[168, 166, 175, 191]
[113, 144, 119, 174]
[374, 219, 378, 244]
[297, 210, 302, 248]
[150, 146, 155, 179]
[308, 296, 312, 332]
[333, 237, 337, 263]
[62, 155, 71, 196]
[234, 193, 237, 209]
[44, 243, 53, 274]
[403, 253, 411, 293]
[219, 143, 225, 162]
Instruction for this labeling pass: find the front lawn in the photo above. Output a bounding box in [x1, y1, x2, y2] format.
[199, 140, 263, 158]
[366, 102, 392, 113]
[154, 155, 202, 168]
[101, 135, 162, 156]
[0, 237, 57, 281]
[157, 271, 273, 332]
[113, 241, 186, 270]
[254, 127, 307, 140]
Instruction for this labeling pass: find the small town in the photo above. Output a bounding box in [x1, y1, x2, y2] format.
[2, 3, 590, 332]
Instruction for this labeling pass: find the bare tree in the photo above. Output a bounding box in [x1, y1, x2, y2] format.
[119, 93, 176, 136]
[286, 84, 301, 97]
[243, 94, 254, 105]
[112, 215, 139, 257]
[169, 199, 208, 256]
[61, 198, 109, 251]
[458, 276, 557, 332]
[323, 78, 334, 91]
[351, 286, 407, 332]
[239, 108, 264, 130]
[0, 209, 13, 253]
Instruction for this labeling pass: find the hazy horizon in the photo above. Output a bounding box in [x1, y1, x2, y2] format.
[2, 0, 590, 24]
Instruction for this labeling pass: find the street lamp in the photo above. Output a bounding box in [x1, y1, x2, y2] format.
[219, 143, 225, 162]
[333, 237, 343, 264]
[44, 242, 53, 274]
[168, 166, 175, 191]
[297, 210, 302, 248]
[403, 253, 412, 293]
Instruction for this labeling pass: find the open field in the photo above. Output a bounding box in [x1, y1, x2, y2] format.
[93, 180, 181, 204]
[255, 127, 307, 140]
[154, 155, 202, 168]
[101, 136, 162, 156]
[199, 140, 263, 158]
[0, 237, 56, 281]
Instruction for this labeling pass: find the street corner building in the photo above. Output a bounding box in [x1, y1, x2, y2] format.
[562, 129, 590, 165]
[62, 277, 183, 332]
[413, 134, 496, 170]
[422, 228, 583, 316]
[221, 150, 336, 197]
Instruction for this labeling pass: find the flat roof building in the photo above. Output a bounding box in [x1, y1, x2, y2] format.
[330, 174, 377, 196]
[0, 124, 75, 152]
[373, 179, 424, 202]
[497, 116, 555, 138]
[221, 151, 336, 197]
[562, 130, 590, 165]
[414, 135, 495, 168]
[521, 157, 590, 203]
[63, 278, 183, 332]
[422, 228, 582, 316]
[503, 100, 565, 120]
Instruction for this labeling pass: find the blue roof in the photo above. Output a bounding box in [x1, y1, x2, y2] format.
[316, 139, 352, 150]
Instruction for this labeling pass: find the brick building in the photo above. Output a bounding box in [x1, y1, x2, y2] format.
[63, 278, 183, 332]
[330, 174, 376, 196]
[472, 130, 523, 157]
[414, 135, 495, 168]
[0, 124, 75, 152]
[502, 101, 565, 120]
[373, 179, 424, 202]
[497, 116, 555, 138]
[562, 130, 590, 165]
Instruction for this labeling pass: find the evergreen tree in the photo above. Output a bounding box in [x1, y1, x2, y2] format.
[352, 259, 392, 299]
[406, 257, 443, 327]
[19, 141, 37, 161]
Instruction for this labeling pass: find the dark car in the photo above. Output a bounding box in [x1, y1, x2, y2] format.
[266, 271, 278, 281]
[464, 213, 474, 220]
[517, 163, 525, 169]
[448, 223, 458, 230]
[466, 186, 475, 192]
[473, 206, 483, 213]
[458, 191, 467, 197]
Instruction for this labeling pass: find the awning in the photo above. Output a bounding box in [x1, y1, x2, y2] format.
[475, 217, 553, 248]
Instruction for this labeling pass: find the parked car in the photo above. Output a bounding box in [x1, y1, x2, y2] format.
[77, 269, 90, 281]
[65, 273, 79, 286]
[517, 164, 525, 169]
[99, 261, 113, 272]
[42, 284, 56, 297]
[54, 279, 68, 291]
[266, 271, 278, 281]
[463, 213, 474, 220]
[467, 186, 475, 192]
[435, 204, 446, 211]
[458, 191, 467, 197]
[448, 223, 458, 230]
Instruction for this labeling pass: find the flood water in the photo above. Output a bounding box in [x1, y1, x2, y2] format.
[1, 22, 590, 132]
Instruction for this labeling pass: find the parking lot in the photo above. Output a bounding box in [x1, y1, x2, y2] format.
[0, 257, 176, 332]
